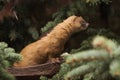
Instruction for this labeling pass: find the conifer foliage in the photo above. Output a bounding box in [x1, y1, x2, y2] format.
[64, 36, 120, 80]
[0, 42, 22, 80]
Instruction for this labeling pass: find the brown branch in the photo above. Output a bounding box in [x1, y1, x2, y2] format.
[7, 61, 63, 77]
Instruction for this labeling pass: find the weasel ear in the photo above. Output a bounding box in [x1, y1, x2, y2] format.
[63, 15, 77, 23]
[73, 16, 82, 23]
[73, 16, 83, 22]
[72, 17, 82, 28]
[73, 16, 78, 22]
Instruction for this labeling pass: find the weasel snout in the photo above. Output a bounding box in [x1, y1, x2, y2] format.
[81, 21, 89, 30]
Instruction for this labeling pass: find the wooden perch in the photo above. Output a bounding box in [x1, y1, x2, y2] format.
[7, 61, 63, 77]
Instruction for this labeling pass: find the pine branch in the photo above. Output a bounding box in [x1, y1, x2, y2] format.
[0, 42, 21, 80]
[110, 59, 120, 76]
[66, 49, 110, 64]
[64, 36, 120, 80]
[84, 61, 110, 80]
[64, 61, 98, 80]
[86, 0, 111, 5]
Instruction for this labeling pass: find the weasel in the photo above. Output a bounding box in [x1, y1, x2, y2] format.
[14, 15, 89, 67]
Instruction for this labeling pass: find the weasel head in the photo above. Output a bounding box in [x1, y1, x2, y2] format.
[64, 15, 89, 32]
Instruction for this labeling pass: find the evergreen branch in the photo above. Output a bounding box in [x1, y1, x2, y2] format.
[112, 46, 120, 57]
[66, 49, 110, 64]
[64, 36, 120, 80]
[5, 52, 22, 63]
[0, 67, 15, 80]
[86, 0, 112, 5]
[4, 48, 15, 53]
[110, 59, 120, 76]
[0, 42, 8, 50]
[1, 60, 10, 69]
[92, 35, 118, 53]
[84, 62, 109, 80]
[86, 0, 101, 5]
[86, 71, 112, 80]
[0, 42, 21, 80]
[84, 72, 95, 80]
[64, 61, 98, 80]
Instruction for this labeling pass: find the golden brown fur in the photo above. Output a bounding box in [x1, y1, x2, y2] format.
[14, 16, 89, 67]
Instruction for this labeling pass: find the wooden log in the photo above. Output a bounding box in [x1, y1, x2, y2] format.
[7, 61, 63, 77]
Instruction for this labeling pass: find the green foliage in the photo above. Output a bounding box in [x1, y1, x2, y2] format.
[64, 36, 120, 80]
[65, 61, 98, 80]
[66, 50, 110, 64]
[0, 42, 22, 80]
[86, 0, 111, 5]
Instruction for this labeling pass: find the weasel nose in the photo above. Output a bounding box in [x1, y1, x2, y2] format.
[86, 23, 89, 27]
[81, 22, 89, 28]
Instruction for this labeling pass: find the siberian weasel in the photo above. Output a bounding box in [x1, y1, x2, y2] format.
[14, 15, 89, 67]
